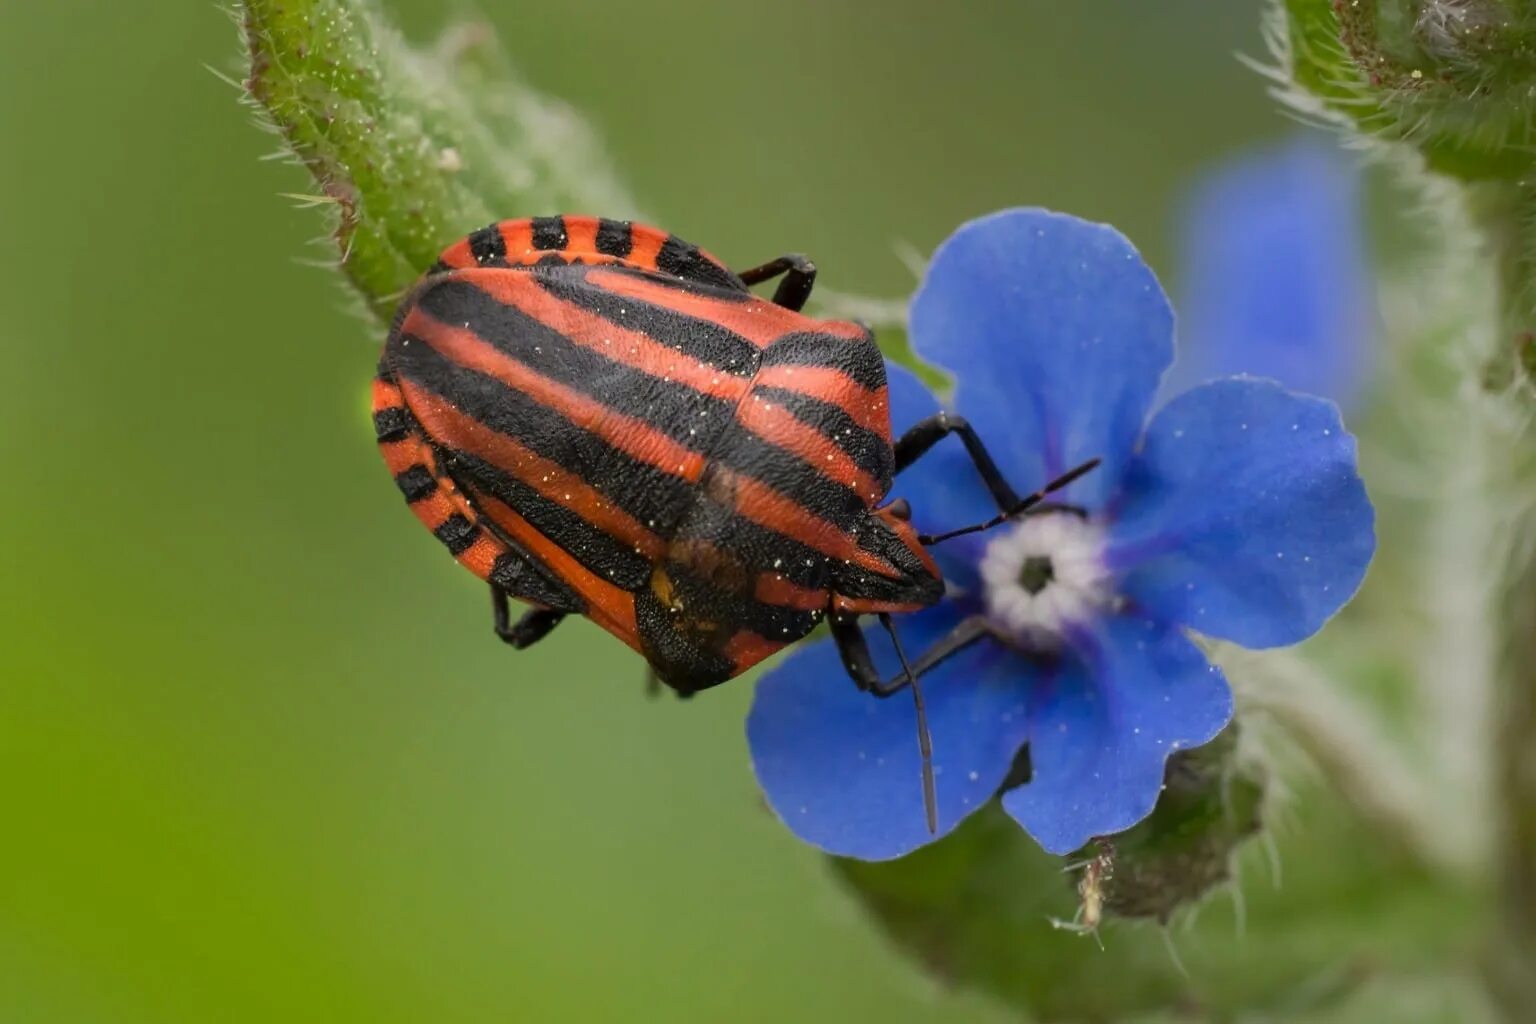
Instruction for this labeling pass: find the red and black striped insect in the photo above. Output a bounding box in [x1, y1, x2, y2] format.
[373, 215, 1095, 828]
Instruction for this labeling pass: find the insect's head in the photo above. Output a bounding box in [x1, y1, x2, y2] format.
[832, 498, 944, 614]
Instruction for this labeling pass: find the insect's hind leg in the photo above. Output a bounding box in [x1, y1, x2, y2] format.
[491, 586, 567, 649]
[735, 254, 817, 312]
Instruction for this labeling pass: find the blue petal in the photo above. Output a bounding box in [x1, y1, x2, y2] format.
[909, 208, 1174, 509]
[1002, 615, 1233, 855]
[747, 602, 1032, 860]
[1171, 135, 1375, 407]
[1106, 378, 1375, 648]
[884, 362, 997, 589]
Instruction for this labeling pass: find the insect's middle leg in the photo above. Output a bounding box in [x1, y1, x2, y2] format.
[735, 254, 817, 312]
[830, 612, 993, 696]
[491, 585, 567, 649]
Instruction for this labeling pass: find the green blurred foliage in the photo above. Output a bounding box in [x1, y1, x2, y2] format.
[0, 2, 1428, 1021]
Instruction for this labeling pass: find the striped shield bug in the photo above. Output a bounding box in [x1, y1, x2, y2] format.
[373, 215, 1097, 830]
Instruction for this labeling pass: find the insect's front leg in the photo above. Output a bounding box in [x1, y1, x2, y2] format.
[893, 412, 1024, 512]
[831, 612, 994, 696]
[734, 254, 817, 312]
[829, 610, 941, 834]
[895, 412, 1101, 544]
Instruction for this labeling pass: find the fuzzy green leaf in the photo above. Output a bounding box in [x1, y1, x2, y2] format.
[831, 724, 1478, 1022]
[1083, 727, 1264, 923]
[239, 0, 640, 321]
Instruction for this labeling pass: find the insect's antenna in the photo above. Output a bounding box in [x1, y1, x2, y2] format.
[880, 612, 937, 834]
[919, 457, 1102, 545]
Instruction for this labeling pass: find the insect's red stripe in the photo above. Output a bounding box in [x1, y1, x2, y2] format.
[751, 367, 890, 438]
[625, 225, 668, 272]
[373, 378, 503, 582]
[586, 268, 865, 348]
[563, 215, 600, 255]
[497, 219, 535, 261]
[449, 269, 751, 403]
[470, 490, 640, 646]
[723, 630, 785, 673]
[832, 594, 930, 616]
[418, 399, 666, 561]
[436, 237, 478, 270]
[709, 467, 897, 577]
[750, 385, 895, 492]
[402, 312, 709, 485]
[753, 571, 829, 611]
[736, 393, 884, 506]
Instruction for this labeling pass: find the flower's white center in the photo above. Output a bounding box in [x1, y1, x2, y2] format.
[978, 511, 1114, 649]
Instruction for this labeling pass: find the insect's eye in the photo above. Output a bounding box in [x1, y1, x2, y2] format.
[886, 498, 912, 522]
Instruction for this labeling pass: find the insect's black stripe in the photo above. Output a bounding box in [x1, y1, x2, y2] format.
[434, 513, 479, 555]
[833, 560, 925, 603]
[389, 339, 696, 537]
[671, 489, 829, 591]
[655, 235, 748, 293]
[595, 218, 633, 258]
[760, 331, 886, 391]
[753, 385, 895, 492]
[413, 278, 740, 450]
[489, 549, 585, 613]
[535, 253, 567, 267]
[530, 216, 568, 251]
[443, 448, 652, 590]
[394, 464, 437, 503]
[848, 508, 928, 579]
[531, 266, 759, 377]
[658, 560, 820, 642]
[710, 420, 868, 532]
[376, 359, 397, 385]
[468, 224, 508, 267]
[416, 279, 867, 534]
[373, 406, 412, 442]
[634, 588, 736, 693]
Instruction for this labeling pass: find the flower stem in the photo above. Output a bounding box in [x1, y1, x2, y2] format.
[239, 0, 641, 322]
[1475, 180, 1536, 1017]
[1230, 649, 1472, 875]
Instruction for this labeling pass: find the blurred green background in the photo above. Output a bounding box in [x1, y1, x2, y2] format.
[0, 2, 1315, 1020]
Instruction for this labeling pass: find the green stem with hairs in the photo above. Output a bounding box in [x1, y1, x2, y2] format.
[1279, 0, 1536, 1014]
[239, 0, 640, 322]
[1476, 180, 1536, 1016]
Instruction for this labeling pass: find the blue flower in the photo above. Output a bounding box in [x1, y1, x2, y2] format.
[1170, 134, 1375, 406]
[747, 208, 1375, 860]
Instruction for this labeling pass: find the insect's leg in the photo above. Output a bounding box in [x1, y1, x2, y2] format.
[490, 585, 567, 649]
[831, 612, 996, 695]
[893, 412, 1024, 511]
[641, 666, 692, 700]
[734, 254, 817, 312]
[865, 615, 994, 696]
[829, 612, 943, 833]
[829, 611, 882, 691]
[916, 460, 1101, 546]
[894, 413, 1100, 544]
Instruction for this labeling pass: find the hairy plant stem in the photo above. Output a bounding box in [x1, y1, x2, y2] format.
[1229, 649, 1470, 873]
[1475, 180, 1536, 1017]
